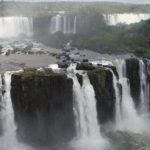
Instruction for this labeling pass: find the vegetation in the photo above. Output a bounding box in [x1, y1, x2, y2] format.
[0, 1, 150, 58]
[1, 1, 150, 16]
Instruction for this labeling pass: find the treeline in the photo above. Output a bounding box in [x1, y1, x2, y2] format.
[1, 1, 150, 16]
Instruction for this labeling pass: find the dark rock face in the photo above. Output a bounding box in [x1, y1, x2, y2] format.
[88, 67, 115, 124]
[76, 73, 83, 87]
[76, 63, 96, 71]
[103, 65, 119, 80]
[11, 69, 75, 146]
[126, 58, 140, 107]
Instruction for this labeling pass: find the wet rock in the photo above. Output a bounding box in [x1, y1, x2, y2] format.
[82, 59, 89, 63]
[76, 63, 96, 71]
[11, 69, 75, 145]
[103, 65, 119, 80]
[88, 67, 115, 124]
[57, 62, 68, 69]
[126, 58, 140, 107]
[5, 50, 11, 56]
[76, 73, 83, 87]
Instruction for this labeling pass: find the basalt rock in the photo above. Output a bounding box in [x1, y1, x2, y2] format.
[126, 58, 140, 107]
[76, 73, 83, 87]
[88, 67, 115, 124]
[76, 63, 96, 71]
[103, 65, 119, 80]
[11, 69, 75, 146]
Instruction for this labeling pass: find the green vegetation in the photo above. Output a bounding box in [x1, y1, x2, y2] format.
[0, 1, 150, 58]
[1, 1, 150, 16]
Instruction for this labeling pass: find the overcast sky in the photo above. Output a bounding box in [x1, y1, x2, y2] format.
[4, 0, 150, 4]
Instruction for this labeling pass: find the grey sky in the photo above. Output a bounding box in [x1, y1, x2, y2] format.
[4, 0, 150, 4]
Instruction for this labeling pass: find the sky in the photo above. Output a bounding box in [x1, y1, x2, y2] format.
[4, 0, 150, 4]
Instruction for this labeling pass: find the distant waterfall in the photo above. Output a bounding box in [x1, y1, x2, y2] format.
[0, 71, 32, 150]
[104, 13, 150, 25]
[73, 16, 77, 34]
[50, 14, 77, 34]
[0, 17, 33, 38]
[71, 74, 109, 150]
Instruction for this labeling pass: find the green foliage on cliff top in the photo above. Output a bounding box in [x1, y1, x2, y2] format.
[17, 68, 67, 81]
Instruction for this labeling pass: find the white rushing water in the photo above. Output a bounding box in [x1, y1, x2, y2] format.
[104, 13, 150, 25]
[71, 73, 109, 150]
[114, 60, 148, 133]
[50, 14, 77, 34]
[0, 71, 33, 150]
[139, 60, 149, 115]
[0, 17, 33, 38]
[110, 70, 122, 129]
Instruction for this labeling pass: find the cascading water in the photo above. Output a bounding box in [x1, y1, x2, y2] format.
[0, 17, 33, 38]
[0, 71, 33, 150]
[104, 13, 150, 25]
[50, 14, 77, 34]
[70, 71, 109, 150]
[139, 60, 150, 115]
[109, 69, 122, 129]
[73, 16, 77, 34]
[113, 59, 148, 133]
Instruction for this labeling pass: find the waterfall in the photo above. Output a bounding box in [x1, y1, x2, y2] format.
[0, 17, 33, 38]
[110, 70, 122, 129]
[71, 73, 109, 150]
[139, 60, 149, 114]
[63, 16, 67, 34]
[50, 14, 77, 34]
[114, 60, 146, 132]
[0, 71, 33, 150]
[55, 14, 62, 32]
[73, 16, 77, 34]
[104, 13, 150, 25]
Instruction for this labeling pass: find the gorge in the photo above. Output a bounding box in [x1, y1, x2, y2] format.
[0, 1, 150, 150]
[0, 56, 150, 150]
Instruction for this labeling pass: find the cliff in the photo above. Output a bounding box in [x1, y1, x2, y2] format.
[88, 67, 115, 124]
[11, 68, 75, 146]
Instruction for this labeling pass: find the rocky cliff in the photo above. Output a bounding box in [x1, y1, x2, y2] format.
[126, 58, 141, 107]
[88, 67, 115, 124]
[11, 68, 75, 146]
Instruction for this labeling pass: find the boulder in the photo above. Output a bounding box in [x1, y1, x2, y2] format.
[57, 62, 68, 69]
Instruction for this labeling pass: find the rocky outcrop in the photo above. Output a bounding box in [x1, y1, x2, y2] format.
[11, 68, 75, 146]
[76, 73, 83, 87]
[76, 63, 96, 71]
[126, 58, 140, 106]
[88, 67, 115, 124]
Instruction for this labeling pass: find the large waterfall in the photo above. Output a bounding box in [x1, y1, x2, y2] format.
[114, 60, 144, 132]
[0, 58, 150, 149]
[0, 71, 32, 150]
[104, 13, 150, 25]
[50, 14, 77, 34]
[66, 64, 109, 150]
[0, 17, 33, 38]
